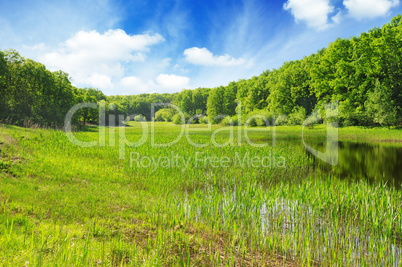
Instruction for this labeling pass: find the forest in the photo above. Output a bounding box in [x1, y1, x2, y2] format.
[1, 15, 401, 128]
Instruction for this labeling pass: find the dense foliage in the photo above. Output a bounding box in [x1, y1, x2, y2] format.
[1, 16, 401, 127]
[209, 16, 402, 127]
[207, 15, 402, 127]
[0, 50, 77, 127]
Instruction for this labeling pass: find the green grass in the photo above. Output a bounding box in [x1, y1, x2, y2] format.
[0, 123, 401, 266]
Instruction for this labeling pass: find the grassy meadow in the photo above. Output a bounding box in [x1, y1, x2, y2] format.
[0, 122, 401, 266]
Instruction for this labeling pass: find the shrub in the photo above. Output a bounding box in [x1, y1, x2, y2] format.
[200, 116, 209, 124]
[303, 110, 321, 128]
[288, 106, 306, 125]
[220, 115, 239, 126]
[243, 110, 274, 127]
[154, 112, 164, 122]
[155, 108, 176, 122]
[275, 115, 288, 126]
[245, 116, 258, 127]
[187, 114, 206, 124]
[134, 114, 146, 122]
[208, 115, 225, 124]
[172, 114, 183, 124]
[172, 113, 191, 124]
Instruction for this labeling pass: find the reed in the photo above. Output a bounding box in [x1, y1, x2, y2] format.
[0, 123, 400, 266]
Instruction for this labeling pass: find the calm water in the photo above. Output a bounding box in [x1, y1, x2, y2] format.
[304, 140, 402, 188]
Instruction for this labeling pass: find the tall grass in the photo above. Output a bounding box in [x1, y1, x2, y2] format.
[0, 123, 400, 266]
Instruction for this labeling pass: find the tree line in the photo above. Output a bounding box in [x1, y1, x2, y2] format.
[206, 15, 401, 127]
[0, 49, 174, 127]
[1, 15, 401, 128]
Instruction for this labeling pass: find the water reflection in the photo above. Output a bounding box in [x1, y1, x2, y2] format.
[305, 140, 402, 188]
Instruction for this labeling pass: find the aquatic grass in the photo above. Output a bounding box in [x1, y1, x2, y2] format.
[0, 123, 401, 265]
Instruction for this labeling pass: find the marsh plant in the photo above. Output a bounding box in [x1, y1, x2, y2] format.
[0, 102, 400, 266]
[63, 101, 339, 164]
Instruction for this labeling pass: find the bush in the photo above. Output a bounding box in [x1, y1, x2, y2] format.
[322, 102, 339, 125]
[208, 115, 225, 124]
[154, 112, 164, 122]
[134, 114, 146, 122]
[172, 114, 183, 124]
[245, 116, 258, 127]
[288, 106, 306, 125]
[243, 110, 274, 127]
[187, 114, 206, 124]
[172, 113, 191, 124]
[155, 108, 176, 122]
[220, 115, 239, 126]
[200, 116, 209, 124]
[303, 109, 321, 128]
[275, 115, 288, 126]
[339, 111, 370, 127]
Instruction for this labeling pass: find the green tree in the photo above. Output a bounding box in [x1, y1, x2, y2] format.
[223, 82, 238, 116]
[366, 80, 397, 128]
[207, 86, 225, 123]
[0, 51, 8, 119]
[180, 90, 193, 115]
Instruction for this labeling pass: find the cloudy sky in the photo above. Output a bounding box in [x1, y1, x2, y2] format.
[0, 0, 401, 95]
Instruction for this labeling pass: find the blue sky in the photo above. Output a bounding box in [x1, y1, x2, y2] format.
[0, 0, 401, 95]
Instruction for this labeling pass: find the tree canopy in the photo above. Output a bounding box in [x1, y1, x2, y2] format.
[1, 15, 401, 128]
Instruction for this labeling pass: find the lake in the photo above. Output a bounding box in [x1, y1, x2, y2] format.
[304, 140, 402, 188]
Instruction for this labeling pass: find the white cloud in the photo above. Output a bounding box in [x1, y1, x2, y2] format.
[344, 0, 400, 20]
[0, 0, 121, 54]
[120, 76, 144, 89]
[86, 74, 114, 91]
[183, 47, 246, 67]
[119, 76, 156, 94]
[22, 43, 46, 51]
[156, 74, 190, 89]
[331, 11, 343, 24]
[118, 74, 190, 94]
[40, 29, 164, 91]
[283, 0, 335, 30]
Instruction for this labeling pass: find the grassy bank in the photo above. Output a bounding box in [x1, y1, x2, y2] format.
[0, 123, 401, 266]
